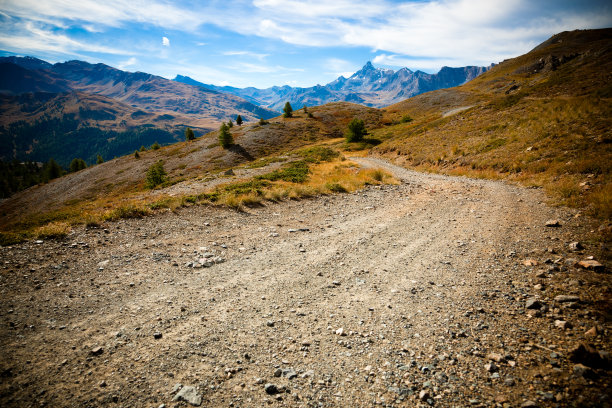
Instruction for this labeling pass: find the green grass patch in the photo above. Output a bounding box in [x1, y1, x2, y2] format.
[297, 146, 340, 163]
[257, 161, 310, 183]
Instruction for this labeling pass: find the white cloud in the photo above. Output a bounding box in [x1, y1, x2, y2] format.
[323, 58, 358, 77]
[222, 51, 269, 60]
[1, 0, 610, 82]
[228, 62, 305, 75]
[245, 0, 612, 68]
[118, 56, 137, 69]
[0, 21, 133, 56]
[1, 0, 202, 30]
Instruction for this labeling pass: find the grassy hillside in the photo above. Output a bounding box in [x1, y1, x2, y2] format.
[374, 29, 612, 221]
[0, 102, 387, 243]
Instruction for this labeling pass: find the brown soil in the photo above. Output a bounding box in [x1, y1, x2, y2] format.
[0, 158, 609, 407]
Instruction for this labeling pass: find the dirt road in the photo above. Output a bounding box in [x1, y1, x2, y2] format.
[0, 158, 609, 407]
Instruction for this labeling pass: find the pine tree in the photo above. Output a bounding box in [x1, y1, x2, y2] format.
[228, 119, 233, 128]
[134, 150, 140, 159]
[185, 127, 195, 141]
[283, 102, 293, 118]
[96, 154, 104, 164]
[151, 142, 160, 150]
[218, 123, 233, 148]
[346, 118, 367, 142]
[69, 158, 87, 172]
[44, 158, 63, 181]
[236, 115, 243, 125]
[145, 161, 166, 188]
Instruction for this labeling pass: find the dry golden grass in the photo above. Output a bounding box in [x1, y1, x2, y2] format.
[374, 29, 612, 221]
[36, 221, 71, 240]
[0, 151, 396, 243]
[199, 159, 397, 210]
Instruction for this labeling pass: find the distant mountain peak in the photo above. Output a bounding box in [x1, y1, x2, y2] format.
[175, 59, 490, 110]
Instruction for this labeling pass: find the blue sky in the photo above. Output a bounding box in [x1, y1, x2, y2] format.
[0, 0, 610, 88]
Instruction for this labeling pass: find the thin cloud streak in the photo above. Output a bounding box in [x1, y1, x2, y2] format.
[0, 21, 134, 57]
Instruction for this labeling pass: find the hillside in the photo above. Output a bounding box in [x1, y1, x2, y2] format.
[0, 58, 278, 167]
[175, 62, 489, 111]
[49, 60, 276, 120]
[0, 102, 382, 235]
[0, 91, 211, 167]
[374, 28, 612, 222]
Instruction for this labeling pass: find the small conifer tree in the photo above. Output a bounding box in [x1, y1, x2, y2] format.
[145, 161, 166, 188]
[228, 119, 233, 128]
[96, 154, 104, 164]
[151, 142, 160, 150]
[185, 127, 195, 141]
[218, 123, 233, 148]
[69, 158, 87, 172]
[236, 115, 243, 125]
[283, 102, 293, 118]
[134, 150, 140, 159]
[346, 118, 367, 142]
[44, 158, 63, 181]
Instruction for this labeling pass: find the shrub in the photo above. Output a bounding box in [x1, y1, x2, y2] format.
[400, 115, 413, 123]
[151, 142, 160, 150]
[257, 161, 309, 183]
[370, 169, 385, 182]
[96, 154, 104, 164]
[325, 182, 347, 193]
[134, 150, 140, 159]
[104, 205, 149, 221]
[259, 118, 269, 125]
[145, 160, 166, 189]
[346, 118, 367, 142]
[37, 221, 71, 240]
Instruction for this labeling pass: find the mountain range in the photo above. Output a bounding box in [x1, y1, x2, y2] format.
[0, 57, 278, 166]
[0, 55, 489, 167]
[175, 62, 490, 111]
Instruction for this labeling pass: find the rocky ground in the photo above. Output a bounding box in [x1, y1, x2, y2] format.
[0, 158, 609, 407]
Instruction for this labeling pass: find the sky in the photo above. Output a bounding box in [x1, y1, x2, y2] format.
[0, 0, 610, 88]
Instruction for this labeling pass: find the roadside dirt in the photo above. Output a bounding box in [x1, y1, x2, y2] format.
[0, 158, 609, 407]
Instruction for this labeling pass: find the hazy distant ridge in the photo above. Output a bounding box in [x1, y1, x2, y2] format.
[175, 61, 490, 111]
